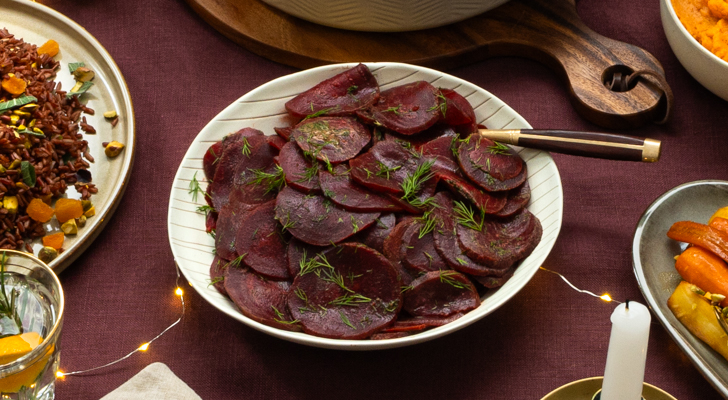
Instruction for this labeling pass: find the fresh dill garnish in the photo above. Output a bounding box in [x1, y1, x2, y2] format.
[456, 256, 468, 265]
[321, 268, 353, 293]
[339, 310, 356, 329]
[299, 253, 334, 276]
[416, 210, 438, 238]
[347, 85, 358, 95]
[453, 200, 485, 232]
[247, 165, 286, 194]
[294, 288, 308, 302]
[271, 306, 300, 325]
[384, 300, 399, 313]
[439, 270, 470, 290]
[362, 167, 373, 179]
[401, 285, 413, 293]
[241, 137, 251, 157]
[427, 91, 447, 118]
[196, 205, 215, 216]
[487, 141, 511, 156]
[375, 162, 401, 180]
[400, 160, 435, 206]
[208, 230, 216, 241]
[450, 134, 470, 158]
[188, 171, 207, 203]
[323, 189, 336, 199]
[303, 106, 337, 121]
[350, 215, 359, 234]
[207, 276, 224, 287]
[297, 163, 320, 183]
[0, 252, 22, 335]
[228, 253, 247, 268]
[208, 146, 221, 165]
[279, 212, 296, 233]
[330, 293, 372, 306]
[382, 104, 403, 115]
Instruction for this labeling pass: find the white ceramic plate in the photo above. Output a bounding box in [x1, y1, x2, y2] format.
[1, 0, 136, 273]
[168, 62, 563, 350]
[633, 180, 728, 397]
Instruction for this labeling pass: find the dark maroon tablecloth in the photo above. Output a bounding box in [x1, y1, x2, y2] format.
[23, 0, 728, 398]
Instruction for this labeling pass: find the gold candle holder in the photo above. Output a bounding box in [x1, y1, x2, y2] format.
[541, 377, 676, 400]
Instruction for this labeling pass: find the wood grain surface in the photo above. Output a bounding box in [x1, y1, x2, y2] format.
[185, 0, 672, 129]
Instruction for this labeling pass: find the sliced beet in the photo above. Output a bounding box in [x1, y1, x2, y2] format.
[287, 238, 328, 277]
[291, 117, 371, 164]
[203, 140, 223, 180]
[456, 134, 527, 191]
[209, 132, 277, 210]
[421, 135, 460, 176]
[349, 140, 432, 196]
[285, 63, 380, 119]
[278, 141, 321, 193]
[209, 256, 227, 296]
[235, 201, 290, 280]
[287, 243, 401, 339]
[384, 313, 466, 330]
[382, 217, 417, 285]
[473, 266, 516, 288]
[439, 172, 507, 214]
[369, 81, 440, 135]
[457, 209, 542, 270]
[266, 135, 287, 151]
[224, 266, 300, 332]
[440, 89, 474, 125]
[431, 192, 513, 277]
[274, 186, 379, 246]
[401, 219, 448, 274]
[214, 200, 259, 261]
[319, 165, 402, 212]
[274, 126, 293, 141]
[495, 181, 531, 217]
[351, 213, 396, 254]
[403, 270, 480, 317]
[383, 176, 437, 215]
[205, 211, 218, 233]
[370, 331, 414, 340]
[384, 125, 457, 149]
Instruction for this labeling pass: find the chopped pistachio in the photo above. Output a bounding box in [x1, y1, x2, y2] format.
[84, 205, 95, 218]
[690, 284, 706, 296]
[2, 196, 18, 214]
[103, 110, 117, 119]
[16, 124, 26, 131]
[104, 141, 125, 158]
[75, 215, 87, 228]
[9, 115, 18, 124]
[28, 119, 36, 127]
[712, 293, 726, 305]
[19, 103, 38, 111]
[61, 219, 78, 235]
[12, 110, 29, 117]
[37, 246, 58, 263]
[0, 165, 6, 173]
[81, 200, 93, 212]
[8, 160, 20, 170]
[72, 67, 95, 82]
[70, 81, 83, 93]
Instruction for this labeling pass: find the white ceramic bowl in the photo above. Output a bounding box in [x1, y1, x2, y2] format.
[259, 0, 510, 32]
[168, 62, 564, 350]
[661, 0, 728, 100]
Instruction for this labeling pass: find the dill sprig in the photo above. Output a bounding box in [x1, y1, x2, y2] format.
[188, 171, 207, 203]
[350, 215, 359, 234]
[271, 306, 300, 325]
[453, 200, 485, 232]
[428, 91, 447, 118]
[241, 137, 251, 158]
[247, 165, 287, 194]
[487, 141, 511, 156]
[299, 252, 334, 276]
[339, 310, 356, 329]
[382, 104, 403, 115]
[0, 251, 22, 336]
[279, 212, 296, 233]
[330, 293, 372, 306]
[439, 270, 470, 290]
[196, 204, 215, 216]
[416, 210, 438, 238]
[400, 160, 435, 206]
[375, 162, 401, 180]
[303, 106, 338, 121]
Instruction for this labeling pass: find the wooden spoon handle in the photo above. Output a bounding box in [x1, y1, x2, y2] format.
[479, 129, 661, 162]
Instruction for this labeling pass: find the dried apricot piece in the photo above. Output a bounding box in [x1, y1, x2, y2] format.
[36, 40, 59, 57]
[1, 76, 26, 96]
[54, 198, 83, 223]
[26, 198, 54, 222]
[42, 232, 64, 250]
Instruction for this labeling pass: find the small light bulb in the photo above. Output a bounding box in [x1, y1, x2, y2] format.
[175, 287, 183, 296]
[139, 343, 150, 351]
[56, 371, 65, 378]
[600, 294, 612, 302]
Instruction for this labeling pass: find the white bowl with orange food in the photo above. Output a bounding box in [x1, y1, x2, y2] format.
[661, 0, 728, 100]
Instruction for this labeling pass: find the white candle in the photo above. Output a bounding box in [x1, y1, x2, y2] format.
[600, 301, 651, 400]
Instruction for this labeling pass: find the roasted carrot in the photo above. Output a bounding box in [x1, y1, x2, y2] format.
[709, 216, 728, 236]
[675, 246, 728, 307]
[667, 221, 728, 263]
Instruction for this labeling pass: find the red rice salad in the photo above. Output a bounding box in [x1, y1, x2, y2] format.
[0, 28, 97, 256]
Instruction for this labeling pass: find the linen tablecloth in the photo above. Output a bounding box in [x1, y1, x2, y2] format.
[27, 0, 728, 398]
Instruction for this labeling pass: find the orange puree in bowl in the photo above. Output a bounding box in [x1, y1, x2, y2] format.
[673, 0, 728, 61]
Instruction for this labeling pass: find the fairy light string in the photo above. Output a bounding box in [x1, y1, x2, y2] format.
[539, 267, 619, 304]
[56, 264, 186, 378]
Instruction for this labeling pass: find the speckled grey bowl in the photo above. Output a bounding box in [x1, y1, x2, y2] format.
[633, 180, 728, 397]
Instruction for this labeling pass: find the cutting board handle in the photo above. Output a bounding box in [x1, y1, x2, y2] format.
[474, 0, 672, 129]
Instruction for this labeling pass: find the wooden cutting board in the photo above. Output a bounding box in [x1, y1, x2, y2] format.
[185, 0, 672, 129]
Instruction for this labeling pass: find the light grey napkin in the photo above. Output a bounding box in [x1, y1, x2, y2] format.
[100, 362, 202, 400]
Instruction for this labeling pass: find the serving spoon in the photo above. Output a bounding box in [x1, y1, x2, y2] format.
[479, 129, 661, 162]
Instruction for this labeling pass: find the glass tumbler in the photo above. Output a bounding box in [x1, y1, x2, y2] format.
[0, 250, 64, 400]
